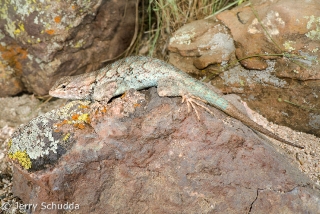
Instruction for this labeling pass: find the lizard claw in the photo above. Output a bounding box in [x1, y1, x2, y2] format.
[181, 94, 215, 120]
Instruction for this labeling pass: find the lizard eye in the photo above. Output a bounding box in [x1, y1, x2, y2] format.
[61, 84, 66, 89]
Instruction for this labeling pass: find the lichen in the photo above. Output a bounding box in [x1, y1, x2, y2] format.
[8, 100, 91, 170]
[0, 44, 28, 74]
[78, 113, 90, 123]
[62, 133, 71, 142]
[248, 10, 285, 36]
[0, 0, 100, 47]
[304, 15, 320, 40]
[283, 41, 296, 52]
[221, 60, 287, 88]
[9, 150, 32, 169]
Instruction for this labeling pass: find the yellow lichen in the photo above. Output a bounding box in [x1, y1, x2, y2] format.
[62, 133, 70, 142]
[14, 28, 21, 35]
[18, 23, 25, 32]
[78, 113, 89, 123]
[74, 39, 85, 48]
[7, 139, 12, 149]
[9, 151, 32, 169]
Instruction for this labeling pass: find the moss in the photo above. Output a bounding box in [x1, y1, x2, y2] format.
[9, 150, 32, 169]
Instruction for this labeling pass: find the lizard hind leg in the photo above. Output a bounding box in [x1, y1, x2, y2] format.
[182, 94, 215, 120]
[157, 78, 214, 120]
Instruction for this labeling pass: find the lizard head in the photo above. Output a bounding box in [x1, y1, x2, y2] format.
[49, 73, 97, 100]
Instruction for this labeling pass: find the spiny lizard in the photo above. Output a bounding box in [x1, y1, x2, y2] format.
[49, 56, 304, 149]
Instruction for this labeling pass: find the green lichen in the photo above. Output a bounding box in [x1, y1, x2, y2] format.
[73, 39, 85, 48]
[283, 40, 296, 52]
[4, 20, 17, 38]
[9, 150, 32, 169]
[0, 1, 8, 19]
[222, 60, 287, 88]
[304, 15, 320, 40]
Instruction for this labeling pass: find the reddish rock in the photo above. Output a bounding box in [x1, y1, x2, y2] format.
[0, 68, 24, 97]
[168, 18, 235, 76]
[217, 0, 320, 79]
[11, 88, 320, 213]
[168, 0, 320, 137]
[0, 0, 137, 96]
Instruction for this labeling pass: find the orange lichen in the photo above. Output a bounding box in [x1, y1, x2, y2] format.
[100, 107, 107, 113]
[79, 104, 89, 109]
[0, 44, 28, 75]
[53, 119, 69, 131]
[74, 123, 85, 129]
[133, 103, 141, 108]
[71, 113, 79, 120]
[54, 16, 61, 23]
[46, 29, 55, 35]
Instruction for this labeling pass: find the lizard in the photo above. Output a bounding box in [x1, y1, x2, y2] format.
[49, 56, 304, 149]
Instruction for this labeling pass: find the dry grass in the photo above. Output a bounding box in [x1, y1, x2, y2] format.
[133, 0, 244, 58]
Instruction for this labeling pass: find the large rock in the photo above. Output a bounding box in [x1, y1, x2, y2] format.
[0, 0, 137, 96]
[168, 0, 320, 137]
[9, 88, 320, 213]
[217, 0, 320, 77]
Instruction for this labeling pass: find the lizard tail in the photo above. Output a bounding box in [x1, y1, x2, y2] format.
[225, 105, 304, 149]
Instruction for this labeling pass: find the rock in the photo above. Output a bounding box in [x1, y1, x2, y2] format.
[168, 0, 320, 137]
[0, 94, 66, 130]
[0, 47, 25, 96]
[217, 0, 320, 78]
[0, 0, 137, 96]
[168, 18, 235, 76]
[9, 88, 320, 213]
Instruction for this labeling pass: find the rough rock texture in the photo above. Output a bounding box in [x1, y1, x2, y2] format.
[168, 18, 235, 77]
[0, 0, 137, 97]
[0, 94, 66, 129]
[217, 0, 320, 76]
[10, 88, 320, 213]
[168, 0, 320, 137]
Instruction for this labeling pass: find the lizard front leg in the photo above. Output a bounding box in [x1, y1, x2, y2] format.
[88, 81, 119, 113]
[92, 81, 118, 103]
